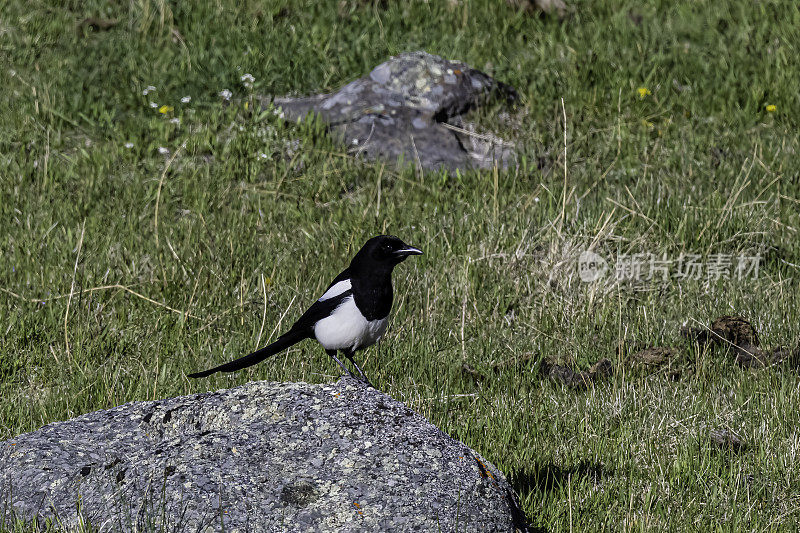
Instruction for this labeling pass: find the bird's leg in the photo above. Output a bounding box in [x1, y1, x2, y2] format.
[326, 349, 356, 379]
[344, 349, 373, 388]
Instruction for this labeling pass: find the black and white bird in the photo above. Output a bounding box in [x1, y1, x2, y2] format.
[188, 235, 422, 384]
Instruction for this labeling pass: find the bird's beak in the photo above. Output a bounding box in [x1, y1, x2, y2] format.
[394, 246, 423, 257]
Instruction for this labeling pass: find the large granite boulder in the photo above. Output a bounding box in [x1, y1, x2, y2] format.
[1, 378, 529, 532]
[265, 51, 518, 173]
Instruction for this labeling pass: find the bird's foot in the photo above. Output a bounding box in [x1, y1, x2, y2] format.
[338, 372, 374, 388]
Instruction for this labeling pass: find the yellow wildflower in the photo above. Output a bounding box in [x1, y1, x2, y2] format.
[158, 105, 174, 114]
[765, 104, 777, 113]
[637, 87, 651, 99]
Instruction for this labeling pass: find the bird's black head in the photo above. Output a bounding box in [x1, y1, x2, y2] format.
[353, 235, 423, 269]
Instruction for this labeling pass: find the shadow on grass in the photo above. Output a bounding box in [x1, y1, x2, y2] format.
[509, 461, 611, 532]
[510, 461, 610, 495]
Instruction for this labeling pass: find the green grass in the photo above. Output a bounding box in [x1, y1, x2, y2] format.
[2, 0, 800, 530]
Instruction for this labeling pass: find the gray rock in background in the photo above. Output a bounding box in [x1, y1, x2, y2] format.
[263, 51, 518, 173]
[1, 378, 529, 532]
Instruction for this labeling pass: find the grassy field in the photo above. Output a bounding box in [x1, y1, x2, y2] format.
[2, 0, 800, 530]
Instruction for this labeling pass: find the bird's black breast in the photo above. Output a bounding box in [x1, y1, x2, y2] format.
[351, 276, 393, 320]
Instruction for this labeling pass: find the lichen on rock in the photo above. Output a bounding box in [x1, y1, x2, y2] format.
[2, 377, 530, 532]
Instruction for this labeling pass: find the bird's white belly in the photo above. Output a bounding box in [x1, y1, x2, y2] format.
[313, 296, 388, 351]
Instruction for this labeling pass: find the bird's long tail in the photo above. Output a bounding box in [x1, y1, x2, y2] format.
[188, 329, 309, 378]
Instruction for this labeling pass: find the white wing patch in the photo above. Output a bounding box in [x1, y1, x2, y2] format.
[318, 279, 352, 301]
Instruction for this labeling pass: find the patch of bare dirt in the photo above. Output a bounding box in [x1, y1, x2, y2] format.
[682, 316, 798, 369]
[531, 316, 796, 394]
[629, 346, 679, 366]
[541, 357, 613, 390]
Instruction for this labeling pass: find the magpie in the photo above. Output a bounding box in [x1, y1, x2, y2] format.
[188, 235, 422, 384]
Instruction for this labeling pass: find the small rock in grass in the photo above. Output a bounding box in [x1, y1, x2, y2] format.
[710, 428, 747, 453]
[264, 51, 518, 174]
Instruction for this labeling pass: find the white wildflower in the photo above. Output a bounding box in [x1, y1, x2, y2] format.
[241, 73, 255, 89]
[258, 153, 269, 160]
[352, 138, 359, 145]
[169, 118, 180, 125]
[124, 142, 134, 149]
[219, 89, 232, 100]
[180, 96, 191, 103]
[158, 147, 169, 155]
[149, 102, 158, 108]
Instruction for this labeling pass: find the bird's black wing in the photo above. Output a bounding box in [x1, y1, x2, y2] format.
[284, 267, 353, 333]
[288, 287, 353, 333]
